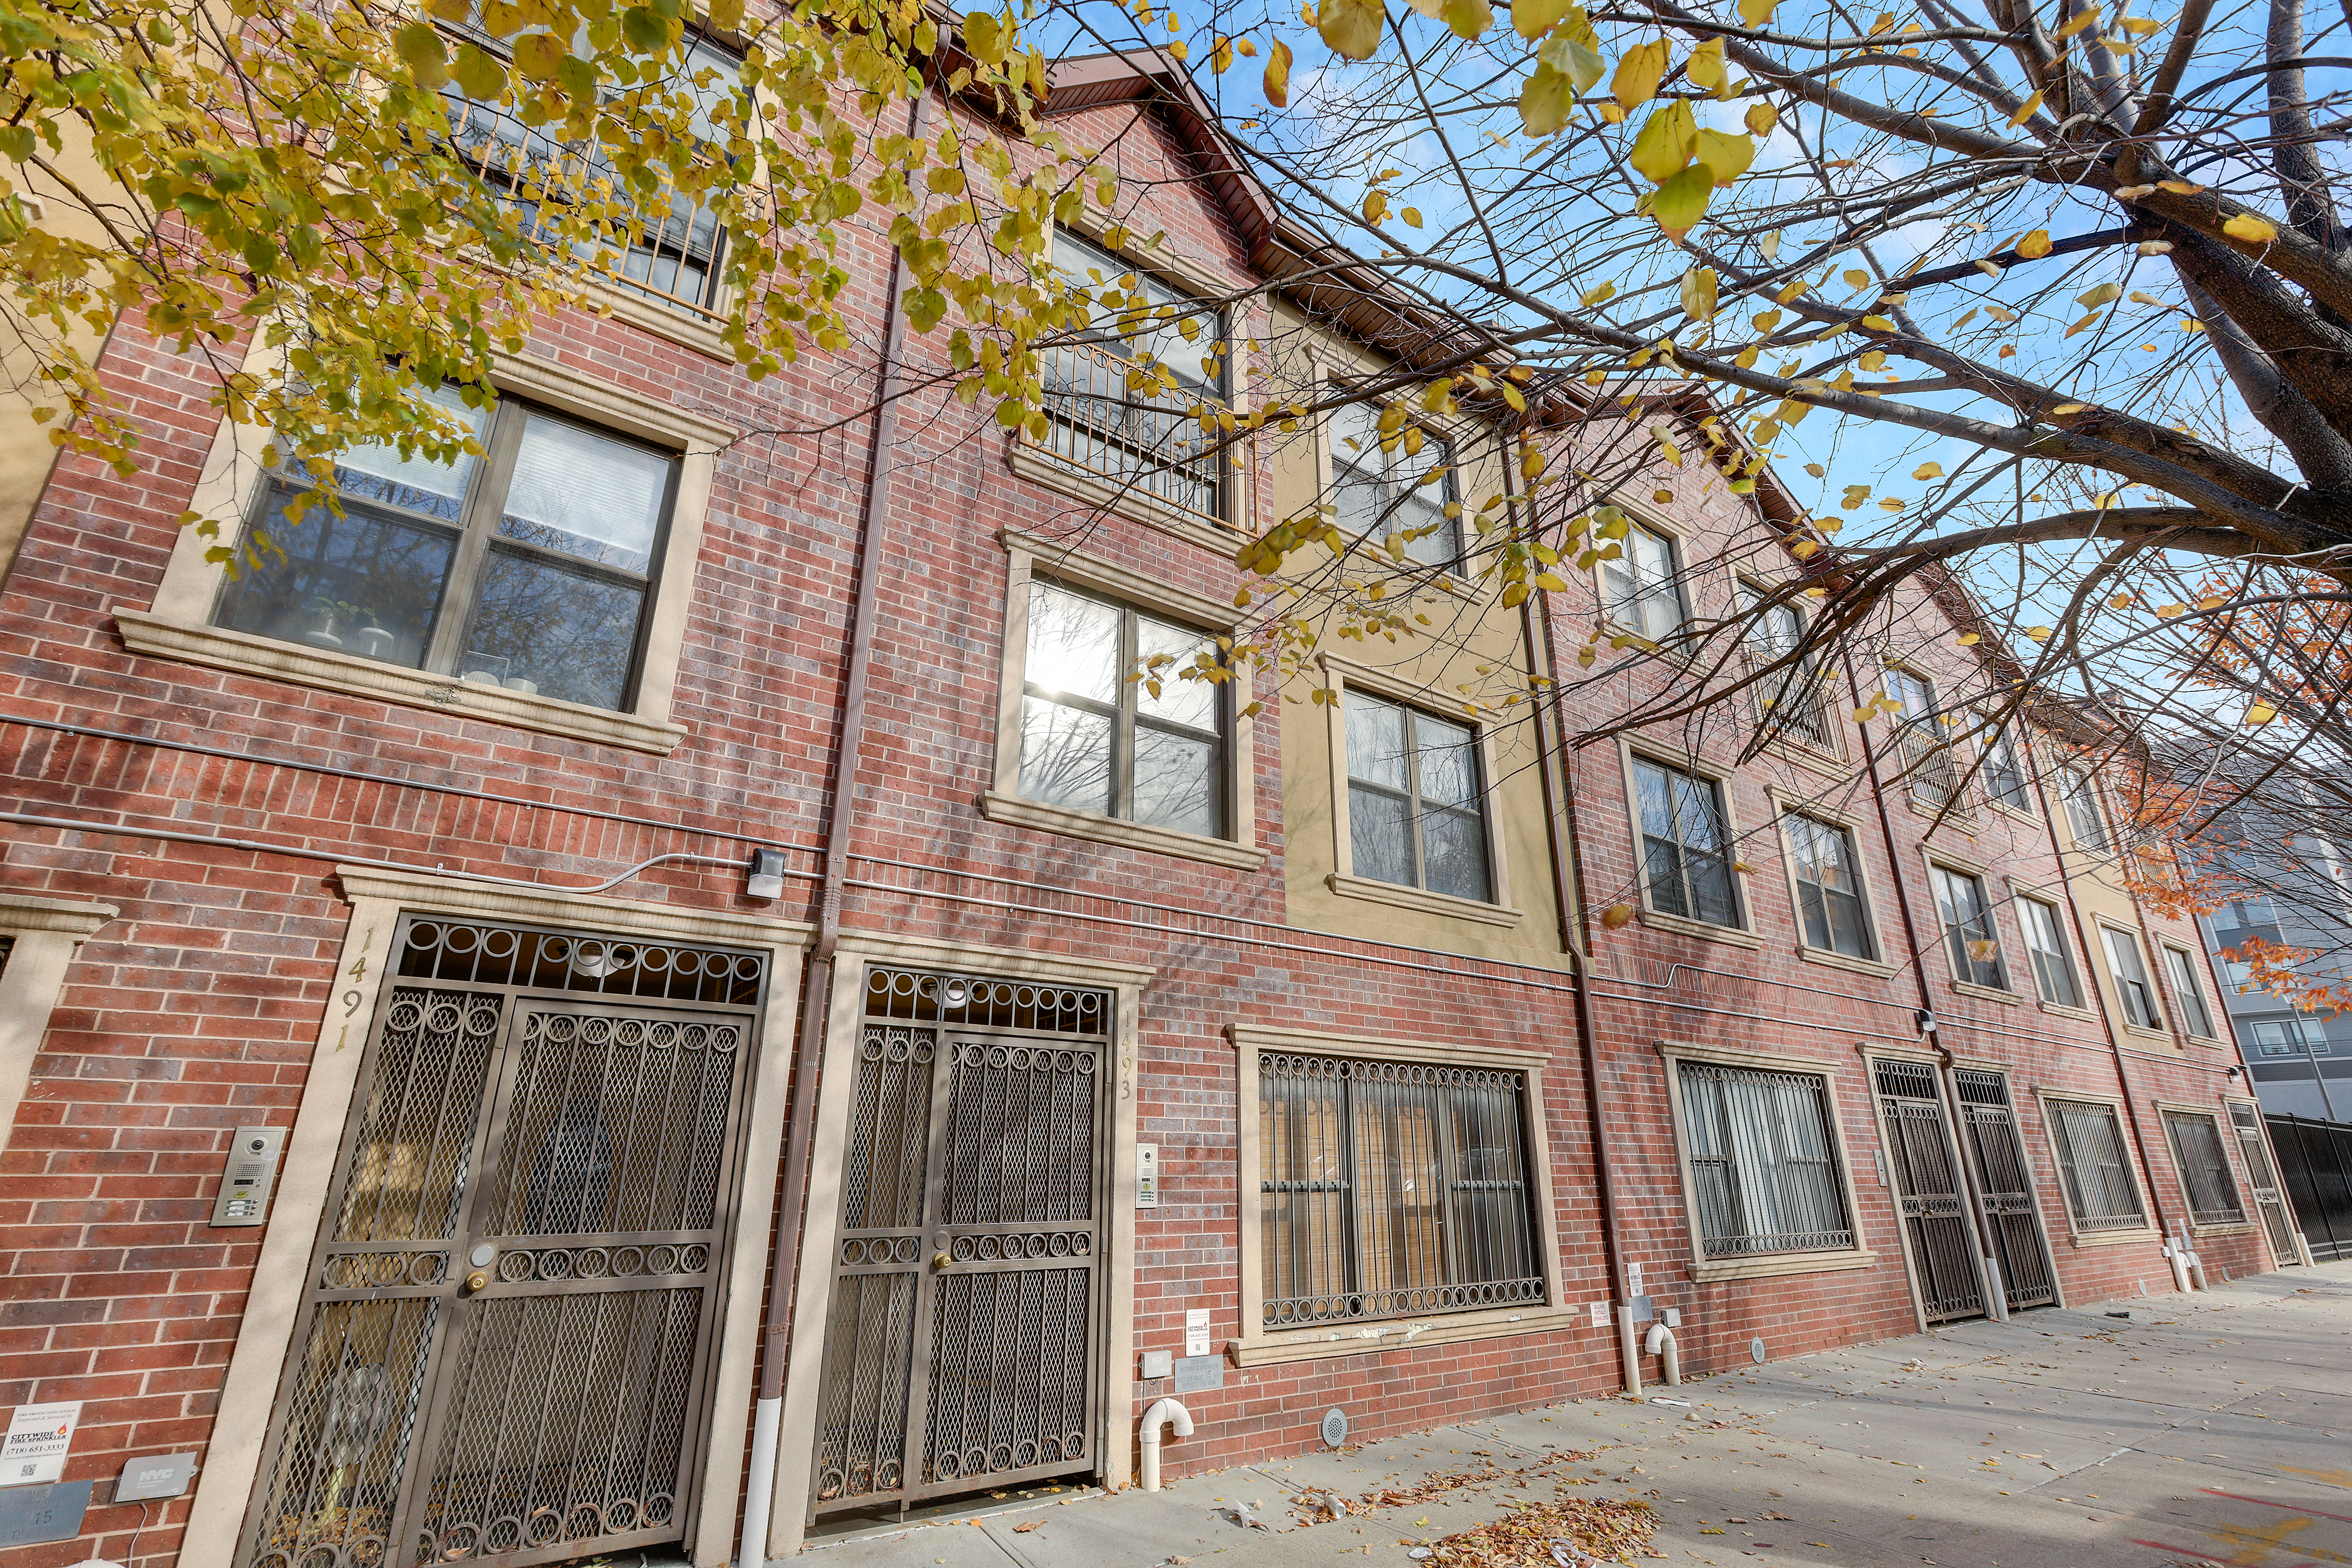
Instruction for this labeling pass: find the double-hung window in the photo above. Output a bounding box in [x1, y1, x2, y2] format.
[1600, 522, 1686, 643]
[1257, 1050, 1542, 1325]
[1930, 865, 2007, 989]
[1040, 229, 1223, 520]
[2161, 945, 2218, 1038]
[1634, 759, 1739, 928]
[1017, 582, 1225, 839]
[213, 386, 678, 712]
[2062, 770, 2112, 851]
[2045, 1098, 2146, 1231]
[2101, 927, 2166, 1030]
[1344, 692, 1492, 902]
[1884, 666, 1960, 806]
[1981, 727, 2032, 812]
[1784, 815, 1874, 959]
[2017, 896, 2082, 1007]
[2162, 1110, 2246, 1226]
[1676, 1061, 1855, 1257]
[1740, 587, 1834, 753]
[443, 32, 739, 318]
[1328, 399, 1458, 567]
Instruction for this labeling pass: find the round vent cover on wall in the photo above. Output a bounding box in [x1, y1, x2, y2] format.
[1750, 1338, 1767, 1365]
[1321, 1408, 1350, 1448]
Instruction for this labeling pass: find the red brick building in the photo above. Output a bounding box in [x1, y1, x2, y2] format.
[0, 44, 2298, 1568]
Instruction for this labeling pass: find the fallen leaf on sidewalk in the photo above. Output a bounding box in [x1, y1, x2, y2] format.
[1012, 1521, 1042, 1533]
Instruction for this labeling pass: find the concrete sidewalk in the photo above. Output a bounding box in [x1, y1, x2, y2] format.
[796, 1264, 2352, 1568]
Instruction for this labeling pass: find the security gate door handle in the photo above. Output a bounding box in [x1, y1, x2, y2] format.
[933, 1251, 953, 1270]
[464, 1270, 490, 1292]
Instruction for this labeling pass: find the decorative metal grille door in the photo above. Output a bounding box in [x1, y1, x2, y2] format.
[813, 970, 1108, 1517]
[1874, 1059, 1985, 1322]
[2230, 1102, 2303, 1265]
[238, 919, 764, 1568]
[1952, 1070, 2058, 1310]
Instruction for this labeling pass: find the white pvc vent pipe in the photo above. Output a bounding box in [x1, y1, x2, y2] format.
[1139, 1397, 1195, 1491]
[1644, 1323, 1681, 1387]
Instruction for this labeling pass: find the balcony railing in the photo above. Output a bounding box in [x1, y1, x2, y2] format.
[1896, 720, 1964, 809]
[1747, 657, 1841, 757]
[1036, 339, 1223, 523]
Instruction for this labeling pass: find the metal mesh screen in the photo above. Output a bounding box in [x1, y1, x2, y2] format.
[863, 968, 1109, 1035]
[1259, 1053, 1542, 1325]
[921, 1267, 1092, 1485]
[1679, 1062, 1855, 1259]
[2230, 1103, 2303, 1262]
[1875, 1060, 1983, 1321]
[397, 920, 764, 1006]
[2047, 1099, 2146, 1230]
[2163, 1110, 2246, 1227]
[1954, 1070, 2056, 1310]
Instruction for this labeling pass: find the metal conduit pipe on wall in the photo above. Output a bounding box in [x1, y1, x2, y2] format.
[737, 79, 933, 1568]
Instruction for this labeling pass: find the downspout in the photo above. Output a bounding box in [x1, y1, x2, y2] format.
[738, 84, 932, 1568]
[1840, 648, 2009, 1323]
[1514, 446, 1641, 1397]
[2026, 756, 2186, 1266]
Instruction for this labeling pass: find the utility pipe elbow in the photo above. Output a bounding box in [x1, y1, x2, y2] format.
[1138, 1397, 1193, 1492]
[1644, 1323, 1681, 1387]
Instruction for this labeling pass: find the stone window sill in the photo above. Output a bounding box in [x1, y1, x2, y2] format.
[583, 279, 737, 362]
[1326, 872, 1524, 928]
[1796, 945, 1898, 980]
[1227, 1303, 1583, 1368]
[980, 791, 1266, 871]
[115, 610, 689, 755]
[2036, 999, 2099, 1023]
[1949, 979, 2022, 1006]
[1007, 441, 1241, 559]
[1986, 799, 2040, 828]
[2189, 1219, 2254, 1238]
[1639, 907, 1762, 949]
[1687, 1248, 1877, 1283]
[1761, 738, 1851, 782]
[2065, 1224, 2156, 1249]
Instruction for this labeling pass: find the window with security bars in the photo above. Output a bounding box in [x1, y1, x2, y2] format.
[1017, 581, 1225, 839]
[2062, 769, 2111, 851]
[1783, 814, 1875, 959]
[1634, 757, 1739, 928]
[1675, 1062, 1855, 1257]
[2045, 1098, 2146, 1230]
[1344, 691, 1492, 902]
[1328, 397, 1458, 567]
[2162, 1110, 2246, 1226]
[1930, 865, 2008, 990]
[1257, 1052, 1542, 1326]
[1600, 522, 1686, 643]
[1883, 666, 1960, 806]
[1740, 587, 1836, 753]
[2017, 896, 2081, 1007]
[212, 384, 678, 712]
[2162, 945, 2217, 1038]
[2101, 927, 2166, 1031]
[1980, 727, 2032, 811]
[1039, 229, 1223, 519]
[441, 32, 739, 318]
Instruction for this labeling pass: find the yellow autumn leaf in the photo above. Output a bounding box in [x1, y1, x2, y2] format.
[1318, 0, 1385, 59]
[2196, 595, 2227, 610]
[2053, 402, 2087, 413]
[2015, 229, 2053, 258]
[1601, 903, 1636, 929]
[1264, 38, 1292, 104]
[2026, 626, 2051, 641]
[1745, 102, 1776, 136]
[1737, 0, 1777, 23]
[1401, 206, 1423, 227]
[1680, 266, 1719, 320]
[1517, 63, 1578, 137]
[1612, 38, 1671, 110]
[1629, 100, 1699, 181]
[2008, 88, 2044, 125]
[2078, 282, 2121, 306]
[2247, 702, 2277, 725]
[1956, 632, 1980, 646]
[1581, 280, 1617, 306]
[1913, 462, 1943, 480]
[2223, 212, 2279, 243]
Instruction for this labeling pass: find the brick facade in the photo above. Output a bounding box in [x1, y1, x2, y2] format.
[0, 51, 2278, 1568]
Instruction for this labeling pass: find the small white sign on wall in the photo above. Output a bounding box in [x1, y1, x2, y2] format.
[1, 1402, 82, 1487]
[1588, 1300, 1612, 1329]
[1185, 1308, 1210, 1358]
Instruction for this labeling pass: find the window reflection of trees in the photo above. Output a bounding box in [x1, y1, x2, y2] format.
[215, 485, 457, 668]
[463, 550, 645, 711]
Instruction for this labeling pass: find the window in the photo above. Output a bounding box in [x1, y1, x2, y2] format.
[2162, 1110, 2246, 1226]
[1345, 692, 1492, 902]
[1328, 398, 1458, 567]
[1017, 581, 1225, 838]
[2250, 1017, 2332, 1057]
[1600, 522, 1686, 643]
[1257, 1049, 1542, 1325]
[1634, 758, 1739, 928]
[1741, 587, 1836, 754]
[1981, 727, 2032, 812]
[1784, 815, 1875, 959]
[1038, 229, 1222, 519]
[2044, 1098, 2146, 1231]
[443, 33, 740, 317]
[1676, 1061, 1855, 1257]
[1929, 865, 2007, 989]
[2162, 945, 2218, 1038]
[1883, 666, 1960, 805]
[2017, 896, 2082, 1008]
[2101, 927, 2166, 1031]
[213, 387, 678, 712]
[2061, 770, 2111, 852]
[2222, 893, 2277, 928]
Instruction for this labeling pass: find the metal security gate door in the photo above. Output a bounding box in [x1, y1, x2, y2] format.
[1874, 1059, 1985, 1323]
[2230, 1102, 2303, 1265]
[813, 969, 1108, 1518]
[239, 919, 765, 1568]
[1952, 1070, 2058, 1310]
